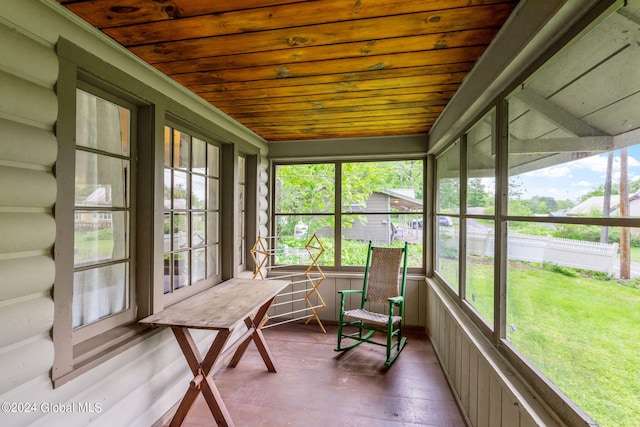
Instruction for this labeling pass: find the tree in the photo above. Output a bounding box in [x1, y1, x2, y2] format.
[467, 178, 491, 208]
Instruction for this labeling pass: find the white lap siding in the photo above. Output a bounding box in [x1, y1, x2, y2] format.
[0, 14, 58, 421]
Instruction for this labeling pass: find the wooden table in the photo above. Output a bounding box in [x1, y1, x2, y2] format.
[140, 278, 289, 427]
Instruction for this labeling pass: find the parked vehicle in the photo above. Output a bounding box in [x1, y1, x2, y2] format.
[408, 216, 452, 229]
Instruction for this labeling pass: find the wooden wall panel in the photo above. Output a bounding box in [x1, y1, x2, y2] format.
[426, 280, 561, 427]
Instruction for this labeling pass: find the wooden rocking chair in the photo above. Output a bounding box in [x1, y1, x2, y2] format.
[335, 241, 408, 366]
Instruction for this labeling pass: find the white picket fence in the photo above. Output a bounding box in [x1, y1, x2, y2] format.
[442, 229, 619, 274]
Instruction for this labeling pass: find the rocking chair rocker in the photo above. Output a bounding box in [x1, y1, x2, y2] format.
[335, 241, 408, 366]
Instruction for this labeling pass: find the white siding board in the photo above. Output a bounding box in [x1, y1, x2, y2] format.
[316, 276, 335, 321]
[0, 118, 57, 166]
[404, 279, 419, 325]
[0, 22, 58, 88]
[468, 346, 479, 426]
[0, 70, 57, 127]
[0, 296, 53, 347]
[501, 388, 522, 427]
[426, 280, 562, 427]
[455, 324, 463, 394]
[0, 337, 53, 396]
[0, 167, 56, 207]
[0, 213, 55, 253]
[520, 412, 539, 427]
[0, 256, 54, 300]
[460, 335, 471, 416]
[489, 372, 503, 427]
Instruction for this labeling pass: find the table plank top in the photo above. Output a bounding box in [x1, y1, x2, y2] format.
[139, 278, 289, 330]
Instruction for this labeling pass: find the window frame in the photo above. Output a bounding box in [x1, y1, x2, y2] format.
[272, 158, 426, 272]
[53, 47, 154, 386]
[70, 82, 138, 345]
[161, 122, 223, 306]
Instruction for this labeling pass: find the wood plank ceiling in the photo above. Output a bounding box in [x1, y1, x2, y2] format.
[56, 0, 518, 142]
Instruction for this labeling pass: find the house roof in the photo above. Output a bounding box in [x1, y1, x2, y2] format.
[378, 189, 422, 210]
[566, 192, 640, 216]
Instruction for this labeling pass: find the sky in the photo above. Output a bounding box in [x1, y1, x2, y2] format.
[513, 146, 640, 203]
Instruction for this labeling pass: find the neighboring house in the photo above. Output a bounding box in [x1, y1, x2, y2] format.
[318, 189, 423, 244]
[567, 191, 640, 216]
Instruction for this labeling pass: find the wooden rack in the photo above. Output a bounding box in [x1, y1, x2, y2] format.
[250, 234, 327, 333]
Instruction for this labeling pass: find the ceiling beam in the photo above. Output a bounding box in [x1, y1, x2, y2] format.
[516, 88, 604, 137]
[509, 135, 613, 154]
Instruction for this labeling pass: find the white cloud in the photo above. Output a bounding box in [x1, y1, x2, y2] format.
[572, 180, 592, 187]
[525, 165, 572, 178]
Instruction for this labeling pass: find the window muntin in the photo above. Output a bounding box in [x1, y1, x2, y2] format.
[274, 160, 423, 269]
[73, 89, 133, 331]
[163, 126, 220, 294]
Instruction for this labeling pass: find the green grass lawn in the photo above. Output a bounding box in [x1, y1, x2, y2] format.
[464, 258, 640, 427]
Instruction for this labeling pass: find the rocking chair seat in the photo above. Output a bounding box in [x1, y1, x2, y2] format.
[344, 308, 402, 326]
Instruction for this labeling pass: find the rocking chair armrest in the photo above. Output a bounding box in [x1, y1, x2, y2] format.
[338, 290, 364, 295]
[387, 296, 404, 305]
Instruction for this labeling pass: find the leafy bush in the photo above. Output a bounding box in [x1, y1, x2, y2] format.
[542, 262, 578, 277]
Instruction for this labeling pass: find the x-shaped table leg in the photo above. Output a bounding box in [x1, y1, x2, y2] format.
[228, 295, 278, 372]
[170, 327, 234, 427]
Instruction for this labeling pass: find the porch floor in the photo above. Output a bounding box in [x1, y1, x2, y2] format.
[162, 322, 465, 427]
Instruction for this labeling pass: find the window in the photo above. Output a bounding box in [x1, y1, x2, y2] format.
[465, 109, 496, 325]
[274, 160, 424, 269]
[341, 160, 423, 267]
[53, 65, 147, 385]
[504, 6, 640, 423]
[435, 141, 460, 290]
[72, 87, 136, 343]
[274, 163, 336, 266]
[163, 126, 220, 296]
[432, 4, 640, 426]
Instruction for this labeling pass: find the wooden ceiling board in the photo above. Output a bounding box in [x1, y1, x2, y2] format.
[127, 6, 510, 64]
[188, 63, 476, 93]
[57, 0, 518, 141]
[202, 83, 462, 105]
[153, 28, 500, 75]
